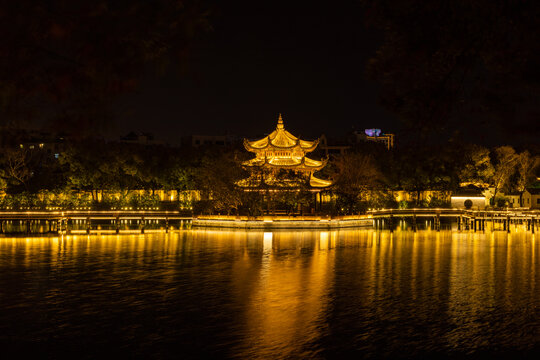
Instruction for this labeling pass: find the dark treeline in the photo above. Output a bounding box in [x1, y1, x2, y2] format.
[1, 138, 538, 214]
[328, 141, 539, 213]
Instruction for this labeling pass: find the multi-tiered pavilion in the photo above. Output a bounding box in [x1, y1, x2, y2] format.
[239, 114, 332, 189]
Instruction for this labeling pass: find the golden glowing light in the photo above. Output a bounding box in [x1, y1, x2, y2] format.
[239, 114, 332, 188]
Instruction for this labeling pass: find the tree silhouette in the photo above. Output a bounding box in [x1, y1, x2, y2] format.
[0, 0, 211, 135]
[362, 0, 539, 141]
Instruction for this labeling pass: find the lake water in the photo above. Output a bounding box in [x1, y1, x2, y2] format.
[0, 229, 538, 359]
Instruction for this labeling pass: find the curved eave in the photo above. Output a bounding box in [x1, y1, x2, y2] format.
[299, 139, 319, 152]
[245, 141, 303, 151]
[264, 163, 324, 171]
[265, 157, 326, 170]
[310, 175, 333, 188]
[243, 155, 327, 169]
[244, 138, 269, 152]
[304, 156, 327, 168]
[244, 133, 319, 152]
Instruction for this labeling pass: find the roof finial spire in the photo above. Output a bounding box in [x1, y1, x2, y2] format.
[277, 113, 284, 129]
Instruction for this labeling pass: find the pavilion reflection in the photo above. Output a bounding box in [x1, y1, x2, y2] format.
[232, 229, 337, 359]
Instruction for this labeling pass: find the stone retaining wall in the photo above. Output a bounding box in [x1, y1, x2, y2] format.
[193, 216, 372, 229]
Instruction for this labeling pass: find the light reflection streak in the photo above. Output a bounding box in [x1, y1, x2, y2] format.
[263, 232, 273, 253]
[236, 230, 335, 358]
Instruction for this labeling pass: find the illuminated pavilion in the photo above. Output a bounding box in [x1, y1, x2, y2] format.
[239, 114, 332, 189]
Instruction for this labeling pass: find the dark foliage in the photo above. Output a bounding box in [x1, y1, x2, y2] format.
[0, 0, 211, 134]
[362, 0, 540, 143]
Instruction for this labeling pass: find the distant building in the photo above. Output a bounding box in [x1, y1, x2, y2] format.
[120, 132, 162, 145]
[15, 130, 66, 159]
[451, 185, 486, 209]
[523, 188, 540, 209]
[349, 129, 395, 150]
[181, 135, 237, 147]
[483, 187, 540, 209]
[506, 192, 522, 208]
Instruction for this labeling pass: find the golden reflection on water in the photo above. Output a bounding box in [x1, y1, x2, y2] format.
[0, 228, 538, 358]
[233, 230, 335, 359]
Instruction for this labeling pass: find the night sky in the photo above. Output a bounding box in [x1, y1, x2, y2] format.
[114, 1, 397, 143]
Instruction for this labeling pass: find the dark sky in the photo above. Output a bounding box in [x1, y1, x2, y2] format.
[113, 1, 397, 143]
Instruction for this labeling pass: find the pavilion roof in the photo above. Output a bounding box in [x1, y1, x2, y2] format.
[243, 155, 327, 171]
[243, 114, 318, 152]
